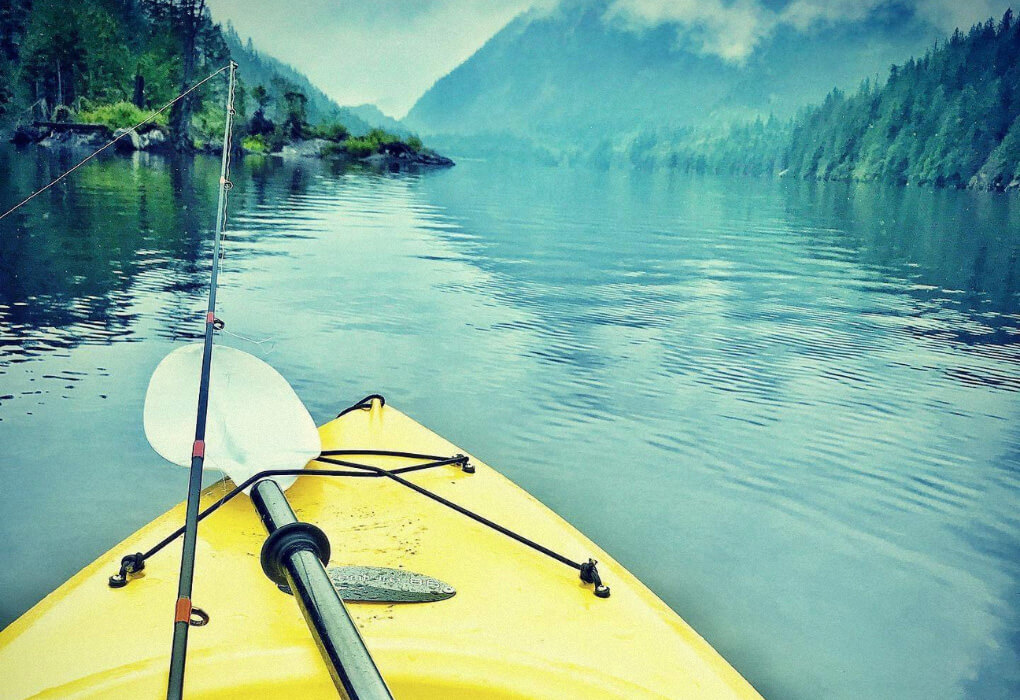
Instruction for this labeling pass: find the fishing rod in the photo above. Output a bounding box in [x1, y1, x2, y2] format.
[163, 63, 392, 700]
[165, 60, 238, 699]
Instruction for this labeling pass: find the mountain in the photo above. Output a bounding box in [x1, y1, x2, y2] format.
[225, 31, 411, 137]
[404, 0, 939, 149]
[784, 13, 1020, 190]
[592, 11, 1020, 192]
[223, 26, 381, 135]
[343, 104, 411, 137]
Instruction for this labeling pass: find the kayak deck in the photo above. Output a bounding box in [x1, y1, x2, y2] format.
[0, 400, 761, 698]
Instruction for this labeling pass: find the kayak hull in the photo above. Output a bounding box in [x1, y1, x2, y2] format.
[0, 401, 761, 699]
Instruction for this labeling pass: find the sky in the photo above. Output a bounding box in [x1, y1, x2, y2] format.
[206, 0, 1012, 118]
[205, 0, 540, 117]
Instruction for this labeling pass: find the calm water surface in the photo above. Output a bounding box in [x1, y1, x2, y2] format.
[1, 144, 1018, 699]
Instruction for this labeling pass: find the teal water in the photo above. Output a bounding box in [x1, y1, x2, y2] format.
[1, 144, 1018, 698]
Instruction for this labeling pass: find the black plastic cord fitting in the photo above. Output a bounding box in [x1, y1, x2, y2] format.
[579, 558, 611, 598]
[259, 521, 331, 587]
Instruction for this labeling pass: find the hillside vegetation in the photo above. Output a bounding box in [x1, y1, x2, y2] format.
[785, 11, 1020, 189]
[406, 0, 936, 146]
[0, 0, 422, 158]
[607, 11, 1020, 191]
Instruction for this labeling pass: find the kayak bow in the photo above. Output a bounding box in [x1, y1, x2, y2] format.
[0, 399, 762, 699]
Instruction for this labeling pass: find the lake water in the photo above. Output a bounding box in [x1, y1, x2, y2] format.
[1, 144, 1018, 699]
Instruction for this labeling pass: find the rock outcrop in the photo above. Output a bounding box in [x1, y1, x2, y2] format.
[10, 122, 169, 153]
[279, 138, 331, 158]
[112, 126, 167, 152]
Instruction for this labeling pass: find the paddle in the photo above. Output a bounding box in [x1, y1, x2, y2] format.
[144, 343, 393, 699]
[143, 343, 321, 492]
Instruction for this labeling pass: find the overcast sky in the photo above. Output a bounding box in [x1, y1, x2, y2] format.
[206, 0, 540, 117]
[206, 0, 1011, 118]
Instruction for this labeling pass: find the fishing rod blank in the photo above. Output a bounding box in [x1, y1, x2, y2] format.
[166, 61, 237, 700]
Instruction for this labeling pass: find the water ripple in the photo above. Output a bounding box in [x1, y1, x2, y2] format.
[0, 150, 1018, 700]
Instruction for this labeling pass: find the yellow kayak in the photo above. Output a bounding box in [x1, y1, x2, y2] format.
[0, 398, 761, 699]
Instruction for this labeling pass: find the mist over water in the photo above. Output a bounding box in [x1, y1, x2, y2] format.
[1, 144, 1018, 698]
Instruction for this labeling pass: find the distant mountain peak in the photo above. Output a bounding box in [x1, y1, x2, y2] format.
[404, 0, 941, 146]
[224, 28, 409, 136]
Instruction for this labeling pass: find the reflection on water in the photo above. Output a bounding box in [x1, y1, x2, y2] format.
[1, 144, 1018, 699]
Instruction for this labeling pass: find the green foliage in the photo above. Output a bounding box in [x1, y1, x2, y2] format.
[320, 141, 347, 157]
[365, 128, 398, 146]
[299, 126, 428, 159]
[599, 118, 790, 176]
[339, 129, 404, 157]
[134, 36, 182, 108]
[251, 84, 269, 109]
[18, 0, 132, 110]
[342, 137, 375, 158]
[782, 10, 1020, 189]
[279, 88, 308, 139]
[267, 124, 289, 152]
[190, 99, 226, 148]
[241, 133, 270, 154]
[610, 9, 1020, 190]
[79, 101, 168, 129]
[313, 122, 351, 142]
[2, 1, 432, 156]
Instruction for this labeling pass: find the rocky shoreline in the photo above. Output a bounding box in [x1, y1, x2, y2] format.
[9, 123, 454, 170]
[11, 122, 167, 152]
[276, 137, 454, 168]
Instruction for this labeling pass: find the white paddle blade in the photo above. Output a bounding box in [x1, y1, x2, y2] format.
[143, 343, 321, 491]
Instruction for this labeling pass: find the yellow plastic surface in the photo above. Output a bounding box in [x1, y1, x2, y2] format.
[0, 402, 761, 698]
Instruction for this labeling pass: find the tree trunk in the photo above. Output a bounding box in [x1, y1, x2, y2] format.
[133, 72, 145, 108]
[168, 0, 205, 152]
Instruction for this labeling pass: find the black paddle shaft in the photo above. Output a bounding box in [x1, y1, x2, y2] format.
[251, 479, 393, 700]
[166, 61, 236, 700]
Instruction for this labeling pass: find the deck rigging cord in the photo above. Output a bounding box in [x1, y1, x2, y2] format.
[0, 65, 231, 223]
[110, 395, 611, 599]
[165, 61, 236, 700]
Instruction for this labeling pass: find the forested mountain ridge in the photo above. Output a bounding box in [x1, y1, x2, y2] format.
[0, 0, 406, 146]
[343, 103, 410, 138]
[785, 12, 1020, 190]
[222, 26, 379, 137]
[408, 1, 1020, 192]
[405, 0, 936, 147]
[608, 10, 1020, 192]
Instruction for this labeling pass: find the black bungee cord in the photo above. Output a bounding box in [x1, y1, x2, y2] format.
[110, 394, 610, 599]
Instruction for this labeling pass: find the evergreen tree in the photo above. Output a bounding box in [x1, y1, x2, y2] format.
[607, 9, 1020, 191]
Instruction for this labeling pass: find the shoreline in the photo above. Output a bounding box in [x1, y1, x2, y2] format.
[8, 124, 455, 170]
